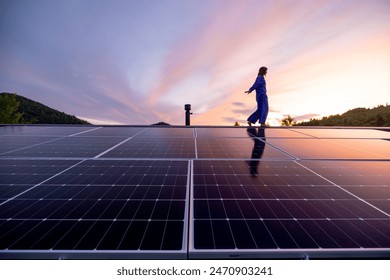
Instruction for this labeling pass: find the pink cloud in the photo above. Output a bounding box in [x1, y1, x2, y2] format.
[154, 0, 390, 125]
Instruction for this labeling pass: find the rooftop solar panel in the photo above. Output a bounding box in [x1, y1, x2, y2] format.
[291, 127, 390, 139]
[196, 138, 293, 159]
[0, 125, 97, 137]
[101, 138, 196, 159]
[134, 127, 194, 138]
[266, 138, 390, 160]
[196, 127, 312, 138]
[0, 125, 389, 259]
[189, 159, 390, 258]
[0, 136, 60, 155]
[73, 127, 146, 137]
[0, 158, 189, 259]
[3, 137, 132, 158]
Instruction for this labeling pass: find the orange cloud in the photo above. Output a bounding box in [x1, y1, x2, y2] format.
[149, 0, 390, 125]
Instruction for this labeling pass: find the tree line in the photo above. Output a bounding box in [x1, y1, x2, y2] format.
[289, 105, 390, 127]
[0, 92, 90, 124]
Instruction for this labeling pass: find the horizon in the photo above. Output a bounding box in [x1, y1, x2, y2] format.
[1, 0, 389, 126]
[4, 92, 389, 127]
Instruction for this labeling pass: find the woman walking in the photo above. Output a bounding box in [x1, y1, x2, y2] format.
[245, 66, 269, 126]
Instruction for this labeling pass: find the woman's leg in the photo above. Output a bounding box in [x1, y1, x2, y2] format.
[259, 95, 269, 124]
[247, 103, 261, 124]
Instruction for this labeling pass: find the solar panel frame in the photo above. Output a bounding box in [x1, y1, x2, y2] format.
[0, 157, 191, 259]
[189, 159, 390, 259]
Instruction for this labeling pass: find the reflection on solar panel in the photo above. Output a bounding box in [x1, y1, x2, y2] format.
[1, 125, 389, 259]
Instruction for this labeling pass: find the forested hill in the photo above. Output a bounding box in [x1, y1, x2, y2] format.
[295, 105, 390, 126]
[0, 92, 90, 124]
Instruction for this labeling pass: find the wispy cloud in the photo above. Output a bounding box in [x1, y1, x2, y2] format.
[290, 114, 321, 122]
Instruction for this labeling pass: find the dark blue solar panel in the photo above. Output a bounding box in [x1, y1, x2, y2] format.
[101, 138, 196, 158]
[74, 127, 146, 137]
[266, 138, 390, 160]
[3, 137, 131, 158]
[134, 127, 194, 138]
[0, 125, 93, 136]
[191, 159, 390, 257]
[0, 157, 189, 257]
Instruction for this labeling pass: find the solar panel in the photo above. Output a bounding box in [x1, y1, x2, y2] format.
[0, 125, 94, 136]
[190, 159, 390, 257]
[0, 160, 189, 258]
[291, 127, 390, 139]
[0, 125, 389, 259]
[196, 127, 312, 138]
[101, 138, 196, 159]
[265, 138, 390, 160]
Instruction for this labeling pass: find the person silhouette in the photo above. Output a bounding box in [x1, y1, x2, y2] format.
[245, 66, 269, 127]
[247, 127, 266, 176]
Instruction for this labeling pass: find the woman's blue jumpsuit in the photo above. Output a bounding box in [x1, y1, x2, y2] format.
[247, 75, 268, 124]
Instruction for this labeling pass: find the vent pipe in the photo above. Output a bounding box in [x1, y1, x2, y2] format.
[184, 104, 192, 126]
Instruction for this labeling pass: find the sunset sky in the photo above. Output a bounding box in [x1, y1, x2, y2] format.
[1, 0, 389, 126]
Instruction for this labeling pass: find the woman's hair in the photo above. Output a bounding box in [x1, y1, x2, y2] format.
[258, 66, 268, 76]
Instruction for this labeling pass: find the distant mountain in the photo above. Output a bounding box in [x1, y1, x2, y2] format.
[0, 92, 90, 124]
[152, 122, 171, 126]
[295, 105, 390, 126]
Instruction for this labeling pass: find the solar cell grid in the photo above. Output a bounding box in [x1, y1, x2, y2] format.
[0, 136, 60, 154]
[102, 138, 196, 158]
[190, 158, 390, 257]
[134, 127, 194, 138]
[300, 161, 390, 192]
[0, 125, 389, 259]
[291, 128, 390, 139]
[196, 127, 312, 138]
[0, 125, 93, 136]
[3, 137, 130, 158]
[0, 159, 81, 185]
[0, 158, 189, 257]
[196, 138, 292, 159]
[266, 138, 390, 159]
[73, 127, 145, 137]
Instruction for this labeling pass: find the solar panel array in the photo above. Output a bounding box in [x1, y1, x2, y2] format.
[1, 125, 389, 259]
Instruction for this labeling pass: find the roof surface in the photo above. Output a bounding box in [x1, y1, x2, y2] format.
[1, 125, 390, 259]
